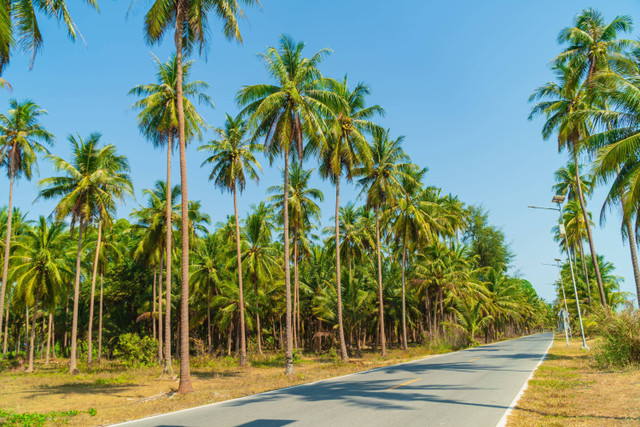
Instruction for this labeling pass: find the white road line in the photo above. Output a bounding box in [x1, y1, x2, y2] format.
[495, 336, 554, 427]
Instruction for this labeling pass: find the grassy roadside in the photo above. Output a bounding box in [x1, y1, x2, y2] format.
[0, 344, 460, 426]
[507, 335, 640, 426]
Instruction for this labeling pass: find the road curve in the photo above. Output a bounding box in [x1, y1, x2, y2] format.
[114, 332, 553, 427]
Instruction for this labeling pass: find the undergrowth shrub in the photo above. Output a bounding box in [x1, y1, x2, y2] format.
[0, 408, 96, 426]
[113, 333, 157, 367]
[593, 306, 640, 369]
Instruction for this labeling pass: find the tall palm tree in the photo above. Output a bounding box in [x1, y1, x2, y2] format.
[199, 113, 262, 366]
[0, 99, 52, 350]
[238, 35, 333, 374]
[11, 217, 68, 372]
[268, 163, 323, 347]
[318, 76, 382, 361]
[38, 133, 132, 374]
[356, 129, 409, 356]
[0, 0, 98, 75]
[529, 63, 608, 307]
[143, 0, 257, 392]
[130, 54, 211, 374]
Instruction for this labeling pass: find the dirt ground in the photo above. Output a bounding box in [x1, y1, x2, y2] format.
[508, 336, 640, 426]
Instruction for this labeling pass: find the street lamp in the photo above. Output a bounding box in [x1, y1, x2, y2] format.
[528, 195, 589, 350]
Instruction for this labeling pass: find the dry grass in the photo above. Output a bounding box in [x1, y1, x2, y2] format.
[1, 346, 450, 426]
[508, 335, 640, 426]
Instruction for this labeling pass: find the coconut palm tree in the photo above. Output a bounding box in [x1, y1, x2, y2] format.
[0, 0, 98, 75]
[0, 99, 53, 350]
[11, 217, 68, 371]
[317, 76, 382, 362]
[237, 35, 334, 374]
[529, 63, 608, 307]
[143, 0, 257, 392]
[130, 54, 211, 374]
[38, 133, 132, 374]
[267, 163, 323, 347]
[199, 113, 262, 366]
[356, 129, 409, 356]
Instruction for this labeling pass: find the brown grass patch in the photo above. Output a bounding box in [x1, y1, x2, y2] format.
[1, 346, 450, 426]
[507, 336, 640, 426]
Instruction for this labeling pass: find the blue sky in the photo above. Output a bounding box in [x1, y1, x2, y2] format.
[2, 0, 640, 303]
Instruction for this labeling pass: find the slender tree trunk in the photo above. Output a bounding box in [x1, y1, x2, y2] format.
[164, 137, 174, 375]
[207, 295, 211, 354]
[623, 218, 640, 309]
[98, 274, 104, 360]
[573, 148, 606, 307]
[63, 293, 69, 355]
[153, 266, 157, 341]
[577, 239, 592, 305]
[401, 244, 408, 350]
[233, 185, 247, 366]
[175, 9, 193, 392]
[334, 175, 348, 362]
[0, 174, 15, 347]
[27, 288, 39, 372]
[158, 256, 164, 363]
[375, 208, 386, 356]
[46, 312, 53, 364]
[3, 292, 9, 356]
[293, 228, 299, 349]
[254, 277, 263, 356]
[69, 219, 85, 374]
[87, 219, 102, 364]
[283, 149, 294, 375]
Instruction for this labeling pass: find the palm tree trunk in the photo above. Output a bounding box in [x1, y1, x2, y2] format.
[63, 293, 69, 355]
[0, 174, 15, 346]
[577, 239, 592, 305]
[98, 274, 104, 360]
[401, 244, 408, 350]
[153, 266, 157, 341]
[624, 218, 640, 309]
[254, 277, 263, 356]
[233, 184, 247, 366]
[27, 287, 39, 373]
[69, 218, 85, 374]
[293, 228, 299, 349]
[158, 256, 164, 363]
[46, 312, 53, 364]
[573, 148, 606, 307]
[283, 148, 294, 375]
[334, 175, 349, 362]
[87, 219, 102, 364]
[375, 208, 386, 356]
[164, 136, 174, 375]
[207, 295, 211, 354]
[175, 9, 193, 392]
[3, 292, 10, 356]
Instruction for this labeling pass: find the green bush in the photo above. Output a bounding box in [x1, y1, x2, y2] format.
[593, 306, 640, 369]
[113, 333, 157, 367]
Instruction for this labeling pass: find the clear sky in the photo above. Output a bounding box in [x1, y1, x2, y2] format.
[2, 0, 640, 304]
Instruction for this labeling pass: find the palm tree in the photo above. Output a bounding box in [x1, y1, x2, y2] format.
[143, 0, 257, 392]
[11, 217, 68, 371]
[38, 133, 132, 374]
[357, 129, 409, 356]
[0, 99, 53, 352]
[130, 54, 211, 374]
[0, 0, 98, 75]
[318, 76, 382, 362]
[241, 204, 278, 356]
[199, 113, 262, 366]
[238, 35, 333, 374]
[529, 63, 608, 307]
[268, 163, 323, 348]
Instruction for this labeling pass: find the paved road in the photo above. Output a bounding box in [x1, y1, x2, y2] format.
[116, 333, 553, 427]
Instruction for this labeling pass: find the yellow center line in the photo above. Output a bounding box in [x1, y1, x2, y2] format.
[387, 377, 421, 390]
[469, 357, 480, 362]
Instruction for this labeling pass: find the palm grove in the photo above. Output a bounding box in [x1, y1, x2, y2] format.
[0, 0, 553, 391]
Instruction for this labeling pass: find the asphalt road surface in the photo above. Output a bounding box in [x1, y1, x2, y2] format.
[115, 332, 553, 427]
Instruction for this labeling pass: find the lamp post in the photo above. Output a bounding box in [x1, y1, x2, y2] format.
[529, 195, 589, 349]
